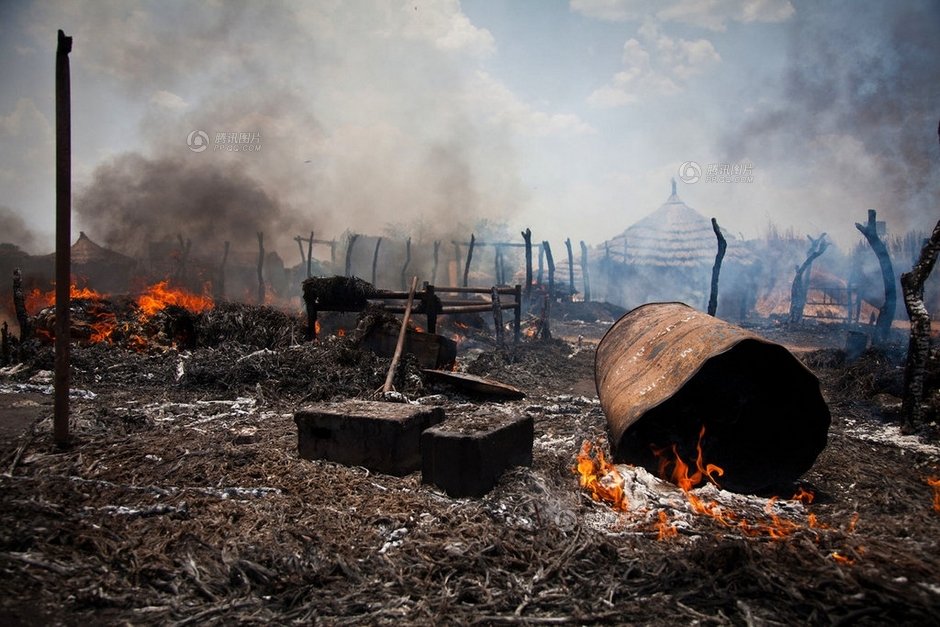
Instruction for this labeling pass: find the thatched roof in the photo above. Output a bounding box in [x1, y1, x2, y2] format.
[602, 181, 752, 268]
[71, 232, 134, 265]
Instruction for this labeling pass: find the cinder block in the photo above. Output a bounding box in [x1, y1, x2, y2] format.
[421, 413, 533, 497]
[295, 400, 445, 476]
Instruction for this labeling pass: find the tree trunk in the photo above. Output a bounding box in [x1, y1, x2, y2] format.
[707, 218, 727, 317]
[788, 233, 828, 324]
[900, 218, 940, 432]
[543, 241, 555, 303]
[855, 210, 896, 343]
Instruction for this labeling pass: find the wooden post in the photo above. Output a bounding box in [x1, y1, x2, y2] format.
[543, 241, 555, 302]
[372, 237, 382, 286]
[565, 238, 575, 298]
[522, 228, 533, 298]
[513, 284, 521, 344]
[307, 231, 314, 278]
[579, 240, 591, 303]
[491, 287, 504, 347]
[424, 282, 437, 334]
[900, 217, 940, 432]
[345, 233, 359, 278]
[493, 245, 501, 287]
[256, 231, 265, 305]
[330, 239, 336, 271]
[54, 29, 72, 448]
[789, 233, 828, 324]
[537, 242, 544, 285]
[295, 236, 306, 268]
[400, 237, 412, 291]
[431, 240, 440, 286]
[453, 242, 462, 288]
[855, 210, 896, 343]
[217, 240, 230, 300]
[463, 234, 476, 288]
[707, 218, 728, 317]
[383, 276, 419, 394]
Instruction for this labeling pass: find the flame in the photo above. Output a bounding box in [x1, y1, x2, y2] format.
[656, 510, 678, 540]
[315, 320, 321, 336]
[25, 283, 108, 314]
[337, 328, 346, 337]
[575, 440, 629, 512]
[792, 487, 815, 504]
[830, 552, 854, 565]
[927, 477, 940, 512]
[654, 426, 802, 540]
[454, 321, 469, 330]
[136, 280, 213, 319]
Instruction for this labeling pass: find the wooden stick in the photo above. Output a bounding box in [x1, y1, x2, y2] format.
[54, 29, 72, 449]
[383, 276, 419, 394]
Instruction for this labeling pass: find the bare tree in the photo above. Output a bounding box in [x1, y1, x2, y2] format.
[855, 210, 896, 343]
[789, 233, 829, 324]
[707, 218, 727, 317]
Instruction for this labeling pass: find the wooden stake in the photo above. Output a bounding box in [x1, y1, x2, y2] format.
[855, 210, 896, 343]
[383, 276, 419, 394]
[463, 233, 475, 288]
[372, 237, 382, 286]
[400, 237, 411, 291]
[707, 218, 727, 317]
[54, 29, 72, 448]
[521, 228, 533, 298]
[307, 231, 314, 278]
[579, 240, 591, 303]
[565, 238, 575, 298]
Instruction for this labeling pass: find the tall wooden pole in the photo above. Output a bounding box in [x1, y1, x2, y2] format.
[855, 210, 896, 343]
[54, 29, 73, 448]
[564, 238, 575, 297]
[521, 228, 533, 299]
[707, 218, 727, 317]
[579, 240, 591, 302]
[372, 237, 382, 286]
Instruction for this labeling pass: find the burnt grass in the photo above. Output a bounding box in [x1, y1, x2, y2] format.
[0, 305, 938, 625]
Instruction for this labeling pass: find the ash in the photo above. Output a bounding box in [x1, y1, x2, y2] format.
[0, 304, 938, 625]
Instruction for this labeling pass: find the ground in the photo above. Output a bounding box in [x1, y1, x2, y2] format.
[0, 303, 938, 625]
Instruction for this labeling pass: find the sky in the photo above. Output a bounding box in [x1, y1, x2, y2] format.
[0, 0, 937, 261]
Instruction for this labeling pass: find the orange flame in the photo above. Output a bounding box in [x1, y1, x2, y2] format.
[654, 426, 803, 540]
[575, 440, 629, 512]
[136, 280, 213, 319]
[315, 320, 322, 336]
[830, 552, 854, 565]
[656, 510, 678, 540]
[927, 477, 940, 512]
[25, 283, 108, 314]
[792, 487, 815, 504]
[337, 328, 346, 337]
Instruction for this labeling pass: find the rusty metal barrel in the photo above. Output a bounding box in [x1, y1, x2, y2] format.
[595, 302, 830, 494]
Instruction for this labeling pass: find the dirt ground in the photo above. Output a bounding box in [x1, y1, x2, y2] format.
[0, 303, 938, 625]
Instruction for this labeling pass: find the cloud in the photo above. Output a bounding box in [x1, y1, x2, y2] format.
[588, 22, 719, 107]
[401, 0, 496, 56]
[571, 0, 795, 30]
[465, 71, 596, 136]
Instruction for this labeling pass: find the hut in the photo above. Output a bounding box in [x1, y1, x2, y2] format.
[598, 180, 757, 318]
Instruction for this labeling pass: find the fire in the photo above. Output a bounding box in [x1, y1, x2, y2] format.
[337, 328, 346, 337]
[412, 325, 425, 333]
[575, 440, 629, 512]
[655, 426, 802, 540]
[315, 320, 321, 336]
[830, 552, 854, 565]
[656, 510, 678, 540]
[792, 487, 815, 504]
[25, 283, 108, 314]
[136, 280, 213, 319]
[927, 477, 940, 512]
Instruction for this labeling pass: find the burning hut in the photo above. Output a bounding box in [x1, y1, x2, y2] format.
[599, 181, 756, 318]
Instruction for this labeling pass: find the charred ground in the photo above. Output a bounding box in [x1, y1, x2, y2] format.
[0, 304, 938, 625]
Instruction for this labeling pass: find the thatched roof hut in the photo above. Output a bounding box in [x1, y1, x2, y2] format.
[602, 180, 752, 268]
[596, 181, 757, 317]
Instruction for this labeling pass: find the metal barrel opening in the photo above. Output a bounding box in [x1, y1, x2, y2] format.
[595, 302, 830, 494]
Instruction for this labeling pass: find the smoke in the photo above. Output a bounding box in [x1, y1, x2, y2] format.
[0, 205, 41, 252]
[75, 153, 290, 256]
[723, 0, 940, 235]
[61, 1, 534, 266]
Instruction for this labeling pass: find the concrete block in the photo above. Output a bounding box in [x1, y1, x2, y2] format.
[421, 412, 533, 497]
[295, 400, 445, 476]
